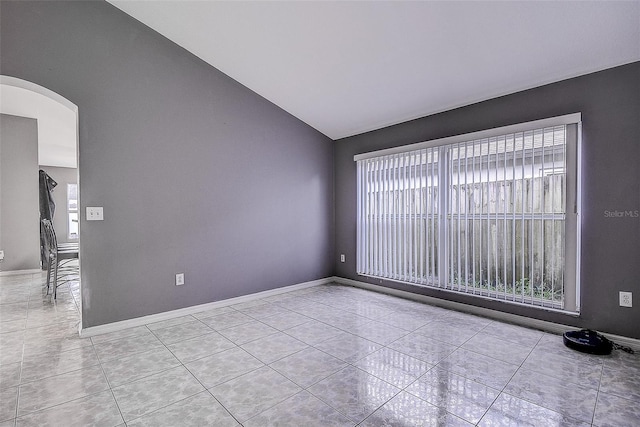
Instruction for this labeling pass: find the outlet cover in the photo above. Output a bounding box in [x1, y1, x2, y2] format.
[175, 273, 185, 286]
[0, 250, 4, 261]
[619, 291, 632, 307]
[340, 254, 345, 263]
[86, 207, 104, 221]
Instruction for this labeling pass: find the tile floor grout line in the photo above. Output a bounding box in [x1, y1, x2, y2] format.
[123, 330, 235, 426]
[316, 315, 429, 425]
[14, 388, 117, 423]
[11, 280, 39, 424]
[472, 324, 543, 426]
[257, 301, 400, 425]
[493, 332, 598, 426]
[301, 380, 358, 426]
[591, 357, 607, 427]
[206, 388, 245, 427]
[445, 322, 501, 427]
[107, 388, 126, 427]
[120, 315, 221, 424]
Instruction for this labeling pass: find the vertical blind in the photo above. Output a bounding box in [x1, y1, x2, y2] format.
[356, 115, 580, 311]
[357, 148, 440, 286]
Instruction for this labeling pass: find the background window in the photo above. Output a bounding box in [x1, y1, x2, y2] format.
[67, 183, 78, 240]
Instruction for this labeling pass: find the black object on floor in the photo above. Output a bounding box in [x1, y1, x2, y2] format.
[563, 329, 612, 355]
[563, 329, 635, 355]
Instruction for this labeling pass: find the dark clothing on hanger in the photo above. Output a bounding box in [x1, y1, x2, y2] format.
[39, 169, 58, 268]
[39, 169, 57, 221]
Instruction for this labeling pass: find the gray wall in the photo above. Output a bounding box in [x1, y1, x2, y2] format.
[1, 1, 334, 327]
[335, 62, 640, 339]
[0, 114, 40, 272]
[40, 166, 78, 245]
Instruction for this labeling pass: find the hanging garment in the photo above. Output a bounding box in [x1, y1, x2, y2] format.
[39, 169, 57, 220]
[39, 170, 58, 268]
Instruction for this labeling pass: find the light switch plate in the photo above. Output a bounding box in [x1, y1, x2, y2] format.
[86, 207, 104, 221]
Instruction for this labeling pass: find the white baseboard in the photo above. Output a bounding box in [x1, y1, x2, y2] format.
[79, 274, 640, 351]
[79, 277, 334, 338]
[331, 276, 640, 351]
[0, 269, 42, 277]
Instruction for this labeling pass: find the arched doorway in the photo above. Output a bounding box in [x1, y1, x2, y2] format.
[0, 75, 81, 324]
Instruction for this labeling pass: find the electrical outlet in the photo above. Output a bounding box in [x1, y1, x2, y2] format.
[175, 273, 185, 286]
[86, 207, 104, 221]
[619, 291, 632, 307]
[340, 254, 345, 263]
[0, 250, 4, 261]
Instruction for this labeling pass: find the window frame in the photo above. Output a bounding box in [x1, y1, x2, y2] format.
[355, 113, 581, 314]
[67, 183, 78, 240]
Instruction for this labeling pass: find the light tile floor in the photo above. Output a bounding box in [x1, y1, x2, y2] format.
[1, 272, 639, 426]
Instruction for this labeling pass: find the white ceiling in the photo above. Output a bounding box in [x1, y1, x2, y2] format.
[109, 1, 640, 140]
[0, 84, 77, 168]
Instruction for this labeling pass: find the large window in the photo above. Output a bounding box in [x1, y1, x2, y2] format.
[356, 114, 580, 312]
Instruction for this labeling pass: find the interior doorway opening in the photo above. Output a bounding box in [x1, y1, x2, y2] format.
[0, 75, 81, 324]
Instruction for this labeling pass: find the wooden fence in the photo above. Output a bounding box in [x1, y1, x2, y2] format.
[365, 175, 565, 302]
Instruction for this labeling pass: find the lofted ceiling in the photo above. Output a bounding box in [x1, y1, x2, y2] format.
[108, 1, 640, 140]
